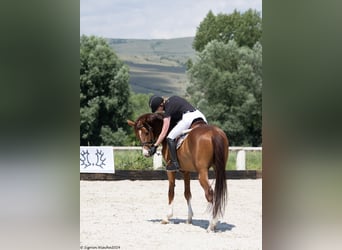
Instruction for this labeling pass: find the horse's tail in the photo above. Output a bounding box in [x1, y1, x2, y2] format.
[212, 131, 228, 218]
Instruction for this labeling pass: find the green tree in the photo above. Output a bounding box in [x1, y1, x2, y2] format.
[126, 92, 151, 145]
[80, 35, 132, 146]
[187, 40, 262, 146]
[129, 93, 151, 120]
[193, 9, 262, 52]
[192, 10, 217, 53]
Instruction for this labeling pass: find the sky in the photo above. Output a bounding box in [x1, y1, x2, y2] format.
[80, 0, 262, 39]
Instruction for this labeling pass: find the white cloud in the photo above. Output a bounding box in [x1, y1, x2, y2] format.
[80, 0, 262, 39]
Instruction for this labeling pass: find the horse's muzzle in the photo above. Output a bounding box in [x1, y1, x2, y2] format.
[142, 147, 151, 157]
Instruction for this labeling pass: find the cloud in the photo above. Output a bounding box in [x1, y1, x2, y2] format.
[80, 0, 262, 39]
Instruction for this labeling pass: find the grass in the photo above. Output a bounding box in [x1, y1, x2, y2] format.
[245, 151, 262, 171]
[115, 150, 153, 170]
[108, 37, 195, 60]
[114, 150, 262, 171]
[124, 60, 187, 96]
[225, 151, 262, 171]
[107, 37, 195, 97]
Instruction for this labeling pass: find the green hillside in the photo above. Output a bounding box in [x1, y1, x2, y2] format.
[107, 37, 196, 97]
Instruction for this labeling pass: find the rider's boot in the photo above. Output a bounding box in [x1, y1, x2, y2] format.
[166, 138, 180, 172]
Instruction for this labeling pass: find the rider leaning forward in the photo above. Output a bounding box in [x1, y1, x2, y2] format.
[148, 95, 207, 172]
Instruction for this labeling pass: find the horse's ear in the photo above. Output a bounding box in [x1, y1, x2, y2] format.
[127, 119, 135, 127]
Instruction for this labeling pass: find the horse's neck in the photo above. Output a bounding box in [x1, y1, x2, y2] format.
[149, 114, 164, 137]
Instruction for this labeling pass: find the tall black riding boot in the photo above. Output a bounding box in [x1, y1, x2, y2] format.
[166, 138, 180, 172]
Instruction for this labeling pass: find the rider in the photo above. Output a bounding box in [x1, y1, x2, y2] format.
[148, 95, 207, 172]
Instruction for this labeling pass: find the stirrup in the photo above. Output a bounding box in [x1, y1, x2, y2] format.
[166, 161, 179, 172]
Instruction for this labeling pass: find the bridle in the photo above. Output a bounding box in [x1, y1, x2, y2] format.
[141, 140, 155, 147]
[136, 122, 156, 147]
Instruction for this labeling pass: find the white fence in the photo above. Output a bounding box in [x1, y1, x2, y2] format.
[113, 146, 262, 170]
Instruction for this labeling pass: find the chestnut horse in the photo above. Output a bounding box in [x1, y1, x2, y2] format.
[127, 112, 229, 232]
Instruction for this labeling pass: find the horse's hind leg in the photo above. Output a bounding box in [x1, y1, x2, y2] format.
[198, 170, 214, 203]
[198, 170, 217, 232]
[183, 172, 193, 224]
[162, 171, 176, 224]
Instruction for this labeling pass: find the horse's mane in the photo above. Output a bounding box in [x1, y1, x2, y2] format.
[135, 112, 164, 136]
[136, 112, 164, 124]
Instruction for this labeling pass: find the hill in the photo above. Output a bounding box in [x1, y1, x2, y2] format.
[107, 37, 196, 97]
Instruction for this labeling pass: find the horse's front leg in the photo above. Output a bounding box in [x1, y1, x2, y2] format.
[162, 171, 176, 224]
[183, 171, 193, 224]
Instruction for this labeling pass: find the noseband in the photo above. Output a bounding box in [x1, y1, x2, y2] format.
[141, 141, 155, 147]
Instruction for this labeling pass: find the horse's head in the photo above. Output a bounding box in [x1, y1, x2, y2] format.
[127, 113, 164, 157]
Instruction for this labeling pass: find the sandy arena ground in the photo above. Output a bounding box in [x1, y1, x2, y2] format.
[80, 179, 262, 250]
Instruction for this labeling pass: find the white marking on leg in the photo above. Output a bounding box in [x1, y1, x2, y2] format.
[207, 215, 218, 232]
[167, 201, 174, 219]
[206, 202, 218, 232]
[187, 199, 194, 224]
[161, 201, 173, 224]
[206, 201, 213, 215]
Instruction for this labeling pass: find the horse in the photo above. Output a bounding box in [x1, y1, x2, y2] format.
[127, 112, 229, 232]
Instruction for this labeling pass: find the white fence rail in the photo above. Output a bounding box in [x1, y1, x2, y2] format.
[113, 146, 262, 170]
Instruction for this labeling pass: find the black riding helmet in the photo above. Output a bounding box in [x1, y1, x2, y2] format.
[149, 95, 164, 112]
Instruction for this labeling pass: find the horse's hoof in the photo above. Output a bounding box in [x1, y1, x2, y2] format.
[206, 226, 216, 233]
[161, 219, 169, 224]
[186, 219, 192, 224]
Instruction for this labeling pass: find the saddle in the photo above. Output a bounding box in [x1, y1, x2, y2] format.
[176, 118, 206, 149]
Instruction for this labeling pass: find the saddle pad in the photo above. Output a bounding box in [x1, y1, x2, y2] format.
[176, 129, 192, 149]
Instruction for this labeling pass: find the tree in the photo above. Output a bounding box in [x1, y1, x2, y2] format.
[192, 10, 217, 53]
[80, 35, 132, 145]
[193, 9, 262, 52]
[187, 40, 262, 146]
[127, 92, 151, 145]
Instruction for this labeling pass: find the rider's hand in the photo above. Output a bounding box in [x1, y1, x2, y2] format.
[149, 145, 158, 156]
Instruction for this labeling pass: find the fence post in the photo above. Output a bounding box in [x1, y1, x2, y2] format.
[236, 150, 246, 170]
[153, 150, 163, 170]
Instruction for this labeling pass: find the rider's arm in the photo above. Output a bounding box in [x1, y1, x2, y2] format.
[154, 116, 170, 147]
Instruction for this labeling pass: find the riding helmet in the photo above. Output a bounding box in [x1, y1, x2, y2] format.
[149, 95, 164, 112]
